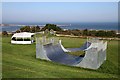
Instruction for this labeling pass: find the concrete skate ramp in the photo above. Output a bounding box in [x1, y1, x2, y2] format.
[36, 37, 107, 69]
[66, 42, 91, 52]
[43, 43, 84, 66]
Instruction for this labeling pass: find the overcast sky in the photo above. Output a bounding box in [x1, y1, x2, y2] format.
[2, 2, 118, 24]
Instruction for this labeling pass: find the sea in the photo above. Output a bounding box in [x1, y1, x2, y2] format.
[0, 22, 118, 32]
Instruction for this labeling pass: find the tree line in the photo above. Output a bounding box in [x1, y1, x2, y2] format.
[2, 24, 62, 36]
[2, 23, 119, 38]
[15, 24, 62, 33]
[56, 29, 119, 37]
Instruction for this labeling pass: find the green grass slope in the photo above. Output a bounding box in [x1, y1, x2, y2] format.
[2, 36, 119, 78]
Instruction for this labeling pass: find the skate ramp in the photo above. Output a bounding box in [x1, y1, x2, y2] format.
[36, 37, 107, 69]
[44, 43, 84, 66]
[59, 40, 91, 52]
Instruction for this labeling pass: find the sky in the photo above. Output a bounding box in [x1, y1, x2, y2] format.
[2, 2, 118, 24]
[0, 2, 2, 24]
[1, 0, 119, 2]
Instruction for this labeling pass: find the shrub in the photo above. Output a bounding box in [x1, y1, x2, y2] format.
[2, 31, 8, 36]
[41, 24, 62, 31]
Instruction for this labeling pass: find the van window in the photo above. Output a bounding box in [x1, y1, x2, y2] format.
[17, 38, 23, 41]
[12, 37, 16, 41]
[24, 38, 31, 41]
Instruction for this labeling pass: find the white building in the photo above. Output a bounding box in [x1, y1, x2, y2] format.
[11, 32, 35, 44]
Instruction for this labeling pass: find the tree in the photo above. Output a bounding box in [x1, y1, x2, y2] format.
[20, 26, 30, 32]
[95, 30, 106, 37]
[30, 26, 36, 33]
[41, 24, 62, 31]
[36, 26, 40, 32]
[16, 30, 20, 33]
[71, 29, 82, 36]
[106, 30, 116, 37]
[83, 29, 89, 36]
[89, 30, 97, 36]
[2, 31, 8, 36]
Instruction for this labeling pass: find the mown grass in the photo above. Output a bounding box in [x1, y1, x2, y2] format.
[2, 36, 119, 78]
[67, 51, 85, 56]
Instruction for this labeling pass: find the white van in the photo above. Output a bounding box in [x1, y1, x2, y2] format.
[11, 32, 35, 44]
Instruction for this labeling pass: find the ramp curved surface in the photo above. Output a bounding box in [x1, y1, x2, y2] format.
[65, 41, 91, 52]
[44, 43, 84, 66]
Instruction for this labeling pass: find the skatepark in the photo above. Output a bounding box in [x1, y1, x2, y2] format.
[36, 36, 107, 69]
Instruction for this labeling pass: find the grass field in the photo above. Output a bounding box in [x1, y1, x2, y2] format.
[2, 36, 119, 78]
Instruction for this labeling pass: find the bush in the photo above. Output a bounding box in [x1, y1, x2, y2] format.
[2, 31, 8, 36]
[20, 26, 30, 32]
[41, 24, 62, 31]
[18, 26, 41, 33]
[16, 30, 20, 33]
[56, 29, 118, 37]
